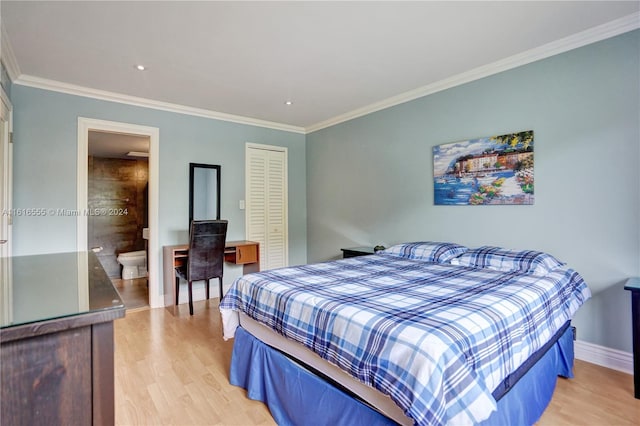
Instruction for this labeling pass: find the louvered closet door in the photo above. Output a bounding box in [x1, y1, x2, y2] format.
[246, 144, 288, 270]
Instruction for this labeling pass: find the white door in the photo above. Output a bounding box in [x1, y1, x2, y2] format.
[0, 88, 13, 325]
[246, 143, 288, 270]
[0, 87, 12, 259]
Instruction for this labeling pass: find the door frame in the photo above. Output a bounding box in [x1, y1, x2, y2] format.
[1, 87, 12, 325]
[0, 86, 12, 259]
[77, 118, 162, 308]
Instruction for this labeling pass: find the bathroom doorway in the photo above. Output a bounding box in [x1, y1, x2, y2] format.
[88, 130, 150, 309]
[77, 118, 161, 309]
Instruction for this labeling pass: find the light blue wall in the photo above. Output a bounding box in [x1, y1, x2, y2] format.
[9, 30, 639, 353]
[11, 87, 307, 292]
[306, 30, 640, 352]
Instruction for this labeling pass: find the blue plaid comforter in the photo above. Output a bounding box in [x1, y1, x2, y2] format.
[220, 254, 591, 426]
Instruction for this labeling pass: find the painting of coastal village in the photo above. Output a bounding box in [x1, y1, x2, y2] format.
[433, 130, 534, 205]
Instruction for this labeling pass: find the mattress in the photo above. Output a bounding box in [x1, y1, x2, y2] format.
[221, 252, 590, 425]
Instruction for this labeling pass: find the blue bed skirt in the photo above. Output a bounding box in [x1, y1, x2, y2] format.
[229, 326, 574, 425]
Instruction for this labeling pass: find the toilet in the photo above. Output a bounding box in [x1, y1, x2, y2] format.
[117, 250, 147, 280]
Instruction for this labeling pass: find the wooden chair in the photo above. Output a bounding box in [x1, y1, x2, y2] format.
[175, 220, 228, 315]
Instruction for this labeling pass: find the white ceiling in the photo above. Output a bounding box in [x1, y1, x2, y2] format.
[2, 1, 639, 132]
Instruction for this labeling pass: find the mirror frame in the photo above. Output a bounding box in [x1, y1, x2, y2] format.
[189, 163, 221, 224]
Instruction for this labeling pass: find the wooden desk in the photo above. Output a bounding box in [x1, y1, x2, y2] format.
[163, 240, 260, 306]
[624, 277, 640, 399]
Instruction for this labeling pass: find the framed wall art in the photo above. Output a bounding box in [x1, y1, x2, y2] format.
[433, 130, 534, 205]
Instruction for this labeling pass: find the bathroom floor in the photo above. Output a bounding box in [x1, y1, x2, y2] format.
[111, 277, 149, 310]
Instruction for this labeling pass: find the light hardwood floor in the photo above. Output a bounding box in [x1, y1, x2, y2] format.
[114, 299, 640, 425]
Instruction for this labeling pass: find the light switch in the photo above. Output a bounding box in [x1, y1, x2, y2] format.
[239, 200, 245, 210]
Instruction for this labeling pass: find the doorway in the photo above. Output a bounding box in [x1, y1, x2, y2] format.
[88, 130, 150, 309]
[77, 118, 161, 308]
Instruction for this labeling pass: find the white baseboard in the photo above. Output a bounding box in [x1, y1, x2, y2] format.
[575, 339, 634, 375]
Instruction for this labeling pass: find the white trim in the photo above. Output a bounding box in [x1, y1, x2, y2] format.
[0, 87, 11, 261]
[246, 142, 288, 153]
[305, 12, 640, 133]
[77, 121, 89, 252]
[16, 75, 305, 134]
[575, 339, 634, 375]
[77, 118, 162, 308]
[0, 25, 21, 81]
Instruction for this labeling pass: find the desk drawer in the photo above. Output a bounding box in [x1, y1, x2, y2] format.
[235, 244, 258, 265]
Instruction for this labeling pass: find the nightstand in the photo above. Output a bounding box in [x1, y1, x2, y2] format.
[624, 277, 640, 399]
[341, 247, 375, 258]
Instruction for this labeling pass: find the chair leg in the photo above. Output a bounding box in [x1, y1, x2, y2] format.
[206, 278, 210, 300]
[188, 280, 194, 315]
[175, 276, 180, 305]
[218, 277, 224, 302]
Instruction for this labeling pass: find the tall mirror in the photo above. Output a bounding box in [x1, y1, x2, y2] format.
[189, 163, 221, 224]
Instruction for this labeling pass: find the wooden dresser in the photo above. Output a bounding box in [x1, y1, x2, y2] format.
[0, 252, 125, 425]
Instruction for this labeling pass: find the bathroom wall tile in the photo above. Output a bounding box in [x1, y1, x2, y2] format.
[88, 157, 148, 278]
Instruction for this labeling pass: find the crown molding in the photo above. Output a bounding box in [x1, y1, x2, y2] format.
[13, 74, 306, 134]
[1, 24, 21, 81]
[306, 12, 640, 134]
[2, 18, 301, 133]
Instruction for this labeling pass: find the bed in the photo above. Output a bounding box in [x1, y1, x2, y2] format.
[220, 242, 591, 426]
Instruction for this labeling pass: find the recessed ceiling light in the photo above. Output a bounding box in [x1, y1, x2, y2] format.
[127, 151, 149, 157]
[284, 100, 293, 105]
[135, 65, 146, 71]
